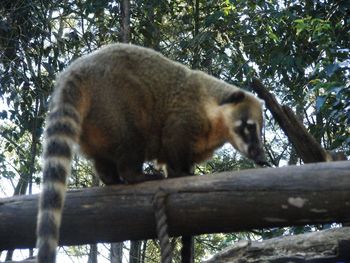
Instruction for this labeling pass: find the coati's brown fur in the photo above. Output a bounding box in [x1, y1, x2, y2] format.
[36, 43, 268, 263]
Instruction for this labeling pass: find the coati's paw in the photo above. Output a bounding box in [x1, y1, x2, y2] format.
[99, 174, 125, 185]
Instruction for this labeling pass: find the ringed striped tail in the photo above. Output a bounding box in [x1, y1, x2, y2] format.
[36, 104, 81, 263]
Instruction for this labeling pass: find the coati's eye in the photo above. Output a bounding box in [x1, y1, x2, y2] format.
[234, 120, 256, 133]
[247, 123, 256, 132]
[233, 120, 259, 144]
[233, 122, 244, 134]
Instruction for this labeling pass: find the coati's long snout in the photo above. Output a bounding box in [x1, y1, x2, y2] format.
[247, 144, 270, 167]
[234, 135, 270, 167]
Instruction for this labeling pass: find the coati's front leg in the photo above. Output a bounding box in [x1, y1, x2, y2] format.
[162, 123, 196, 178]
[163, 141, 194, 178]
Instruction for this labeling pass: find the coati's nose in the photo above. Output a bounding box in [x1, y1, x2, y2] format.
[248, 145, 270, 167]
[248, 146, 260, 158]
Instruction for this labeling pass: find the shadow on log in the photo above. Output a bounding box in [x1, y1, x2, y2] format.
[0, 161, 350, 250]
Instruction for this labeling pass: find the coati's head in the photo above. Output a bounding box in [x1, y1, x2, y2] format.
[220, 90, 270, 166]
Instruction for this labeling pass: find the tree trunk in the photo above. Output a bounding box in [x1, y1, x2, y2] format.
[120, 0, 131, 43]
[110, 243, 123, 263]
[181, 236, 194, 263]
[141, 241, 147, 263]
[130, 240, 142, 263]
[192, 0, 200, 69]
[5, 250, 14, 261]
[87, 244, 98, 263]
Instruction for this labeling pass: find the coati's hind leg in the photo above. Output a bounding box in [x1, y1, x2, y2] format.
[93, 157, 124, 185]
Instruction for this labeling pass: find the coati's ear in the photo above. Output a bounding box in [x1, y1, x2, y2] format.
[220, 91, 245, 105]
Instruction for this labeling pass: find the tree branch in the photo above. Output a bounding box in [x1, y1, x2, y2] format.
[250, 78, 331, 163]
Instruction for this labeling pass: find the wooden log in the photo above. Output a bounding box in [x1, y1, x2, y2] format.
[204, 227, 350, 263]
[0, 161, 350, 250]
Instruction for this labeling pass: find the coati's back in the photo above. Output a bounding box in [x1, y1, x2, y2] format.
[37, 43, 268, 263]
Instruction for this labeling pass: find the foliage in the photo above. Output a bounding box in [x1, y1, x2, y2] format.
[0, 0, 349, 262]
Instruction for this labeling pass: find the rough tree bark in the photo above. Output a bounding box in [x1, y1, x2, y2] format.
[111, 243, 123, 263]
[120, 0, 131, 43]
[0, 161, 349, 250]
[191, 0, 200, 69]
[130, 240, 142, 263]
[204, 227, 350, 263]
[87, 244, 98, 263]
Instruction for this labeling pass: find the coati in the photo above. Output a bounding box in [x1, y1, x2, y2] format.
[36, 43, 268, 263]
